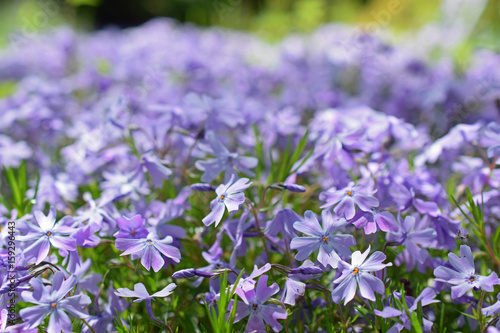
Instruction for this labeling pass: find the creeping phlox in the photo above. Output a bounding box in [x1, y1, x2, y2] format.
[0, 18, 500, 333]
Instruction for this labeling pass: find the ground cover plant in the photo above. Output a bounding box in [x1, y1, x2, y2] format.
[1, 18, 500, 332]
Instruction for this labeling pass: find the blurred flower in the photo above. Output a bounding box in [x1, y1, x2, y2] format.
[320, 182, 379, 219]
[195, 131, 257, 182]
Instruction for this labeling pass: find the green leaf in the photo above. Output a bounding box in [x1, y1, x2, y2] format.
[5, 167, 22, 210]
[410, 312, 424, 333]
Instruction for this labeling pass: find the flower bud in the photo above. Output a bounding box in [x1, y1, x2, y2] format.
[191, 183, 217, 192]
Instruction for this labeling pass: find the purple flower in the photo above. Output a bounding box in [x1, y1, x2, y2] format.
[320, 182, 379, 220]
[202, 175, 252, 227]
[195, 131, 257, 183]
[18, 207, 76, 264]
[351, 209, 398, 234]
[114, 214, 149, 239]
[0, 135, 32, 168]
[191, 183, 217, 192]
[115, 233, 181, 272]
[482, 293, 500, 317]
[20, 272, 90, 333]
[172, 268, 217, 279]
[74, 192, 113, 231]
[141, 152, 172, 188]
[434, 245, 499, 299]
[270, 183, 307, 193]
[115, 282, 176, 302]
[386, 214, 436, 271]
[265, 208, 301, 242]
[115, 282, 176, 328]
[230, 275, 287, 333]
[282, 277, 305, 306]
[375, 287, 440, 332]
[290, 210, 355, 268]
[332, 245, 392, 305]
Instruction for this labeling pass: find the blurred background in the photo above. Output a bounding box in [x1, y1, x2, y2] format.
[0, 0, 498, 49]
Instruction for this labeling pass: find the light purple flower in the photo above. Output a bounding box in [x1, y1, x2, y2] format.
[320, 182, 379, 220]
[482, 293, 500, 317]
[290, 210, 355, 268]
[0, 135, 32, 168]
[386, 214, 436, 271]
[195, 131, 257, 183]
[434, 245, 499, 299]
[351, 209, 398, 234]
[20, 272, 90, 333]
[141, 152, 172, 188]
[202, 175, 252, 227]
[230, 275, 287, 333]
[332, 245, 392, 305]
[115, 233, 181, 272]
[18, 207, 76, 265]
[375, 287, 440, 332]
[115, 282, 176, 302]
[115, 282, 176, 328]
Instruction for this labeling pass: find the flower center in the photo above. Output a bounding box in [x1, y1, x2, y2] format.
[46, 231, 52, 237]
[220, 195, 225, 200]
[50, 302, 57, 308]
[347, 190, 352, 196]
[468, 275, 476, 283]
[146, 239, 153, 244]
[353, 267, 360, 275]
[322, 236, 328, 243]
[252, 304, 258, 311]
[131, 230, 136, 235]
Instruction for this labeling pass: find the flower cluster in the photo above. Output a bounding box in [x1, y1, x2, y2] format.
[0, 17, 499, 333]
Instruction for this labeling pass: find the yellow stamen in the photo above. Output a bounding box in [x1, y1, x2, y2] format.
[253, 304, 258, 310]
[353, 267, 360, 274]
[469, 276, 475, 282]
[220, 195, 225, 200]
[46, 231, 51, 237]
[347, 191, 352, 196]
[322, 236, 328, 243]
[51, 302, 57, 308]
[131, 230, 136, 235]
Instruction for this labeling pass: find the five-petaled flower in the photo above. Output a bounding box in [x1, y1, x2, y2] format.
[230, 275, 288, 333]
[320, 182, 379, 220]
[332, 245, 392, 305]
[290, 210, 355, 268]
[20, 272, 91, 333]
[434, 245, 499, 299]
[19, 207, 76, 265]
[115, 233, 181, 272]
[202, 175, 252, 227]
